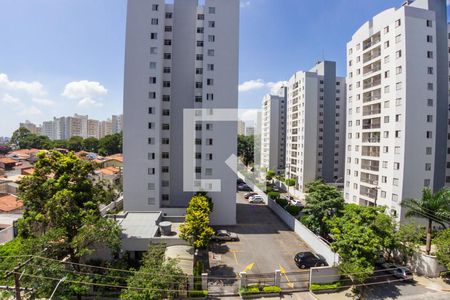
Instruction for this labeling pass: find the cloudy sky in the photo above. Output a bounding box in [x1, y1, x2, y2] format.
[1, 0, 446, 136]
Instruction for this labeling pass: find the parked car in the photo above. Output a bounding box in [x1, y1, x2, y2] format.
[237, 184, 252, 192]
[244, 192, 258, 199]
[249, 195, 264, 204]
[212, 230, 239, 242]
[294, 252, 328, 269]
[237, 178, 245, 185]
[393, 267, 413, 281]
[290, 199, 304, 208]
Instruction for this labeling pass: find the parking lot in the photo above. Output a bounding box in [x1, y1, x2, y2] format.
[209, 192, 311, 278]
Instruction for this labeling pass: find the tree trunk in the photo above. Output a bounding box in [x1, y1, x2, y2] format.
[426, 218, 432, 255]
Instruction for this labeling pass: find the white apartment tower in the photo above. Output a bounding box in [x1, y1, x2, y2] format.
[344, 0, 448, 220]
[123, 0, 239, 225]
[285, 61, 346, 192]
[261, 86, 287, 173]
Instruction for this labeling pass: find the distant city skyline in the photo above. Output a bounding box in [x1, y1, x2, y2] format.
[1, 0, 449, 136]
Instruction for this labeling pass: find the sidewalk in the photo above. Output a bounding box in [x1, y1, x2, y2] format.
[310, 288, 353, 300]
[414, 275, 450, 292]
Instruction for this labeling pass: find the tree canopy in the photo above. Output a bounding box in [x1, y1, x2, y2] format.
[300, 180, 345, 237]
[237, 135, 254, 166]
[434, 228, 450, 271]
[120, 244, 186, 300]
[179, 194, 214, 249]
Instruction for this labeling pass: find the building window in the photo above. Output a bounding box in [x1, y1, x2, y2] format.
[148, 107, 154, 114]
[384, 26, 389, 34]
[427, 115, 433, 123]
[162, 152, 169, 159]
[151, 18, 158, 25]
[205, 168, 213, 176]
[163, 81, 171, 88]
[196, 68, 203, 75]
[207, 49, 215, 56]
[164, 53, 172, 59]
[162, 180, 169, 187]
[425, 163, 432, 171]
[396, 66, 402, 74]
[427, 35, 433, 43]
[165, 26, 172, 32]
[164, 39, 172, 46]
[197, 41, 204, 47]
[149, 92, 156, 99]
[148, 122, 154, 129]
[148, 168, 155, 175]
[426, 20, 432, 27]
[165, 12, 172, 18]
[427, 67, 433, 74]
[393, 178, 399, 186]
[208, 21, 215, 28]
[162, 124, 170, 130]
[197, 27, 204, 34]
[150, 33, 157, 39]
[395, 19, 401, 28]
[195, 96, 202, 103]
[152, 4, 159, 11]
[426, 131, 432, 139]
[163, 95, 170, 102]
[149, 62, 156, 69]
[395, 34, 401, 43]
[162, 166, 169, 173]
[395, 50, 402, 59]
[427, 99, 433, 106]
[195, 82, 203, 88]
[150, 47, 157, 54]
[207, 64, 214, 71]
[195, 152, 201, 159]
[206, 93, 214, 101]
[162, 109, 170, 116]
[196, 54, 203, 61]
[162, 194, 169, 201]
[208, 7, 216, 14]
[426, 147, 432, 155]
[164, 67, 171, 74]
[148, 198, 155, 205]
[427, 51, 433, 59]
[148, 183, 155, 190]
[208, 35, 215, 42]
[427, 83, 433, 90]
[149, 77, 156, 84]
[197, 14, 204, 20]
[207, 78, 214, 86]
[148, 153, 155, 160]
[206, 138, 213, 145]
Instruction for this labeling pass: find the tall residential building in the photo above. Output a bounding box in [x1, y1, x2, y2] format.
[54, 117, 66, 140]
[99, 119, 113, 138]
[20, 121, 40, 135]
[344, 0, 448, 220]
[237, 120, 245, 136]
[42, 121, 55, 140]
[245, 126, 255, 136]
[87, 119, 100, 138]
[65, 114, 88, 139]
[112, 114, 124, 134]
[285, 61, 346, 192]
[123, 0, 239, 225]
[260, 86, 287, 173]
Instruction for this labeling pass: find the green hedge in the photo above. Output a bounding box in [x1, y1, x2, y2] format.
[267, 191, 280, 200]
[262, 286, 281, 293]
[276, 198, 289, 207]
[286, 205, 302, 216]
[188, 290, 208, 297]
[310, 282, 341, 291]
[240, 285, 281, 295]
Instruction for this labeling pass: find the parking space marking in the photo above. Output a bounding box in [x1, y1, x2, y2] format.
[230, 249, 241, 265]
[279, 264, 294, 288]
[242, 262, 255, 273]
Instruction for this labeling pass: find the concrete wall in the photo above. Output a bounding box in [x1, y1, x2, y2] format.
[0, 226, 14, 244]
[310, 266, 341, 284]
[267, 198, 339, 266]
[409, 252, 446, 278]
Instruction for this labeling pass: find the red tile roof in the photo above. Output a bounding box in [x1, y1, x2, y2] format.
[96, 166, 120, 175]
[0, 157, 16, 164]
[0, 194, 23, 212]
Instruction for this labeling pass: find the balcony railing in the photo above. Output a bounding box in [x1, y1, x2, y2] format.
[363, 109, 381, 116]
[362, 136, 380, 143]
[363, 80, 381, 89]
[362, 123, 381, 129]
[361, 164, 379, 172]
[361, 150, 380, 157]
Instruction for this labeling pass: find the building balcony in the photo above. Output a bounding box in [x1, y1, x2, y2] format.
[361, 146, 380, 157]
[363, 46, 381, 64]
[362, 123, 381, 130]
[363, 89, 382, 103]
[362, 32, 381, 51]
[360, 185, 377, 199]
[360, 172, 379, 186]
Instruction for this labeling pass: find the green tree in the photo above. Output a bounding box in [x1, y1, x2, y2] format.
[394, 223, 426, 263]
[300, 180, 345, 236]
[179, 195, 214, 249]
[10, 127, 32, 148]
[18, 150, 121, 270]
[328, 204, 397, 292]
[285, 178, 296, 199]
[120, 244, 186, 300]
[434, 228, 450, 271]
[401, 188, 450, 255]
[237, 135, 254, 166]
[266, 169, 276, 182]
[98, 133, 122, 156]
[67, 136, 84, 151]
[82, 137, 100, 152]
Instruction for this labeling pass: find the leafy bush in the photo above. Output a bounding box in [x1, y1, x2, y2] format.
[267, 191, 280, 200]
[239, 286, 260, 295]
[276, 198, 289, 207]
[310, 282, 341, 291]
[266, 186, 273, 193]
[188, 290, 208, 298]
[286, 205, 302, 216]
[262, 286, 281, 293]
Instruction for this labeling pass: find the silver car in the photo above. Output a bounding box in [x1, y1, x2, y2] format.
[393, 267, 413, 281]
[212, 230, 239, 242]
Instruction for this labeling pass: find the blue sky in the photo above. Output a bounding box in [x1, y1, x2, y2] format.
[0, 0, 447, 136]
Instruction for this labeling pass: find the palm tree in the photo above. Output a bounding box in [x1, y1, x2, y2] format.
[401, 188, 450, 255]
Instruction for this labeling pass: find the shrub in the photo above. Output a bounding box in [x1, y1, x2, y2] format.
[266, 186, 273, 193]
[188, 290, 208, 298]
[310, 282, 341, 291]
[262, 286, 281, 293]
[267, 191, 280, 200]
[286, 205, 302, 216]
[239, 286, 260, 295]
[276, 198, 289, 207]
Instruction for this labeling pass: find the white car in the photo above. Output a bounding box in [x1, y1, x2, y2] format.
[249, 195, 264, 203]
[290, 199, 304, 208]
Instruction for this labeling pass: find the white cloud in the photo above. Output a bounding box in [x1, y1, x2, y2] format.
[240, 0, 251, 8]
[1, 94, 21, 104]
[0, 73, 47, 97]
[238, 109, 260, 127]
[32, 98, 56, 107]
[17, 105, 43, 117]
[238, 79, 265, 92]
[62, 80, 107, 107]
[239, 79, 287, 94]
[267, 81, 288, 94]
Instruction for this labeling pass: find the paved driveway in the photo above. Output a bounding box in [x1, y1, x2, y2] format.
[209, 192, 311, 277]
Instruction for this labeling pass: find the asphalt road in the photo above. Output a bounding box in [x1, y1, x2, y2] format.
[209, 192, 311, 277]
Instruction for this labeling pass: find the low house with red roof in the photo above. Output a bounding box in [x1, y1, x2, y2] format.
[0, 157, 16, 171]
[94, 166, 121, 187]
[0, 194, 23, 213]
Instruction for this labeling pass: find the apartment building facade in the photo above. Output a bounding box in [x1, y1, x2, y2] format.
[237, 120, 245, 136]
[19, 121, 41, 135]
[285, 61, 346, 192]
[260, 86, 287, 173]
[112, 114, 124, 134]
[123, 0, 239, 225]
[344, 0, 448, 220]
